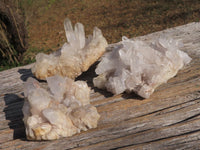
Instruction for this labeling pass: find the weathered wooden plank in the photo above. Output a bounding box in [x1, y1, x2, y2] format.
[0, 22, 200, 150]
[118, 131, 200, 150]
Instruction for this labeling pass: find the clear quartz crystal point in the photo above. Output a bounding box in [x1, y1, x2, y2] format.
[32, 18, 108, 80]
[93, 36, 192, 98]
[23, 76, 100, 140]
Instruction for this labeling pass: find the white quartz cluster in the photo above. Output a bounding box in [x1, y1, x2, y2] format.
[32, 18, 108, 80]
[94, 36, 192, 98]
[23, 75, 100, 140]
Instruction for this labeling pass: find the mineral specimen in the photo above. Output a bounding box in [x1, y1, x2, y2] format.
[32, 18, 108, 80]
[93, 36, 192, 98]
[23, 75, 100, 140]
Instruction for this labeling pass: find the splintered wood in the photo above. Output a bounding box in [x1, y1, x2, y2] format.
[0, 22, 200, 149]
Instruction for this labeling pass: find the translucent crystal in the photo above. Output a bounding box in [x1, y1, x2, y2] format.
[32, 18, 108, 80]
[23, 75, 100, 140]
[93, 36, 192, 98]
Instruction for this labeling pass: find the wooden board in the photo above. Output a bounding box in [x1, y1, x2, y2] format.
[0, 22, 200, 150]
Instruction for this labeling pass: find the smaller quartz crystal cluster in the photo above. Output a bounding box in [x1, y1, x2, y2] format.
[31, 18, 108, 80]
[94, 36, 192, 98]
[23, 75, 100, 140]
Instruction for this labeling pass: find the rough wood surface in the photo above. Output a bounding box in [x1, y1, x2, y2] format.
[0, 22, 200, 150]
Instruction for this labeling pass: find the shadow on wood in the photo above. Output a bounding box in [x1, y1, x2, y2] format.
[18, 68, 34, 82]
[122, 92, 144, 100]
[76, 61, 114, 98]
[3, 94, 26, 140]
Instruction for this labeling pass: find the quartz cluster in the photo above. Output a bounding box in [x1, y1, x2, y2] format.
[24, 17, 192, 141]
[32, 18, 108, 80]
[93, 36, 192, 98]
[23, 76, 100, 140]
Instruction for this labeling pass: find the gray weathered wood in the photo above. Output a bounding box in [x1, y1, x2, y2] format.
[0, 22, 200, 150]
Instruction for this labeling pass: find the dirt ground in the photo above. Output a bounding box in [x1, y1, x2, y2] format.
[3, 0, 200, 67]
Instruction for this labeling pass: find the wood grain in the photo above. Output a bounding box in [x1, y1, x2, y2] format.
[0, 22, 200, 150]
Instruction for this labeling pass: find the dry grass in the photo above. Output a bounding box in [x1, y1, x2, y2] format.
[1, 0, 200, 70]
[0, 24, 20, 71]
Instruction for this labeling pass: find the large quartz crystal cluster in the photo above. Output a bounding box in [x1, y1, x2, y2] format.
[93, 36, 192, 98]
[32, 18, 108, 80]
[23, 75, 100, 140]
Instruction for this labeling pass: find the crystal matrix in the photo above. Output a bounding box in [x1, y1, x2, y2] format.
[32, 18, 108, 80]
[23, 75, 100, 140]
[93, 36, 192, 98]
